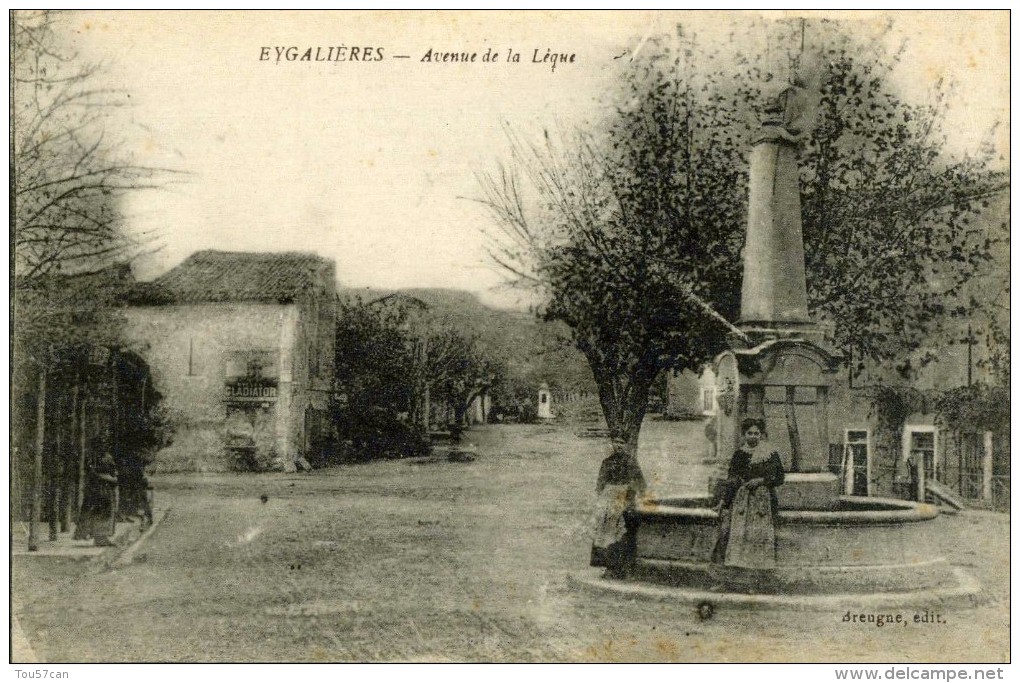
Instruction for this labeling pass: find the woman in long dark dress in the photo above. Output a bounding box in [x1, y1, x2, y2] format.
[712, 418, 785, 570]
[590, 439, 647, 579]
[73, 453, 118, 546]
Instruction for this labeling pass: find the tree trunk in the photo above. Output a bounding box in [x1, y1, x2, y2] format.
[421, 386, 430, 431]
[958, 432, 965, 496]
[111, 353, 119, 459]
[47, 395, 56, 541]
[69, 381, 80, 525]
[110, 353, 120, 523]
[982, 431, 993, 502]
[456, 388, 482, 426]
[411, 335, 430, 432]
[593, 367, 652, 488]
[59, 391, 71, 532]
[78, 394, 87, 519]
[29, 367, 46, 551]
[52, 393, 64, 537]
[453, 401, 468, 427]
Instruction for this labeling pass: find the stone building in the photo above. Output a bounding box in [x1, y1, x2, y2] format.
[823, 348, 1007, 504]
[665, 366, 717, 419]
[824, 203, 1009, 504]
[124, 251, 336, 471]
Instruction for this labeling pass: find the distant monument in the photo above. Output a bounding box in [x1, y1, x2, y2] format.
[536, 383, 554, 420]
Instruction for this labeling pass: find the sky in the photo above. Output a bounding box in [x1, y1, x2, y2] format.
[53, 10, 1009, 309]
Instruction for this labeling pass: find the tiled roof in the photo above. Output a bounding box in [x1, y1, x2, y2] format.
[128, 250, 332, 305]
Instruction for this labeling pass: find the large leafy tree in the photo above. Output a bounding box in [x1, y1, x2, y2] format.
[478, 30, 758, 463]
[332, 296, 423, 460]
[478, 20, 1006, 487]
[793, 22, 1007, 373]
[334, 296, 416, 408]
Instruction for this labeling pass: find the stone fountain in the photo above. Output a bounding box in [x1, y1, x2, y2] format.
[575, 84, 978, 606]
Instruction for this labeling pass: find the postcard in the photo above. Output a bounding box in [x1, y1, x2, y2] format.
[10, 10, 1009, 665]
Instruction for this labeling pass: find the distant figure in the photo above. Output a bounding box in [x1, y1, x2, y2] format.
[118, 452, 153, 529]
[703, 415, 718, 460]
[447, 422, 465, 445]
[905, 453, 920, 502]
[74, 453, 119, 546]
[590, 438, 646, 579]
[712, 418, 785, 570]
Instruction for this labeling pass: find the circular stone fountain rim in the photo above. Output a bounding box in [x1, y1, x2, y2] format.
[567, 566, 981, 611]
[637, 495, 939, 524]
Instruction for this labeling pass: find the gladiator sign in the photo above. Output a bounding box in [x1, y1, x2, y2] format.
[224, 381, 278, 402]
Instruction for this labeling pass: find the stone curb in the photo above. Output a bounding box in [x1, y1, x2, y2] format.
[566, 566, 983, 612]
[105, 508, 170, 569]
[13, 514, 152, 561]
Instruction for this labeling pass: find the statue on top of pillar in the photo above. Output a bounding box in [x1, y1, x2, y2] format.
[756, 75, 818, 145]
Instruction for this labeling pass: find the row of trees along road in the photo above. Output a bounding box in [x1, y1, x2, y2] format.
[477, 20, 1007, 489]
[12, 12, 171, 545]
[332, 295, 503, 461]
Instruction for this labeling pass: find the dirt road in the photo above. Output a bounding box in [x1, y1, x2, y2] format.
[12, 422, 1009, 662]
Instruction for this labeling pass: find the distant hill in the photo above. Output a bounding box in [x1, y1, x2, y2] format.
[339, 287, 596, 393]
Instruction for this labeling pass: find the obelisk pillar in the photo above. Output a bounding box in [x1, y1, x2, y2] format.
[738, 84, 816, 339]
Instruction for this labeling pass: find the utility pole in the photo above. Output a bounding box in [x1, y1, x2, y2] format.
[30, 367, 46, 551]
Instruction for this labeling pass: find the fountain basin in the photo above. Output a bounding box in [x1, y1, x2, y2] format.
[633, 495, 954, 594]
